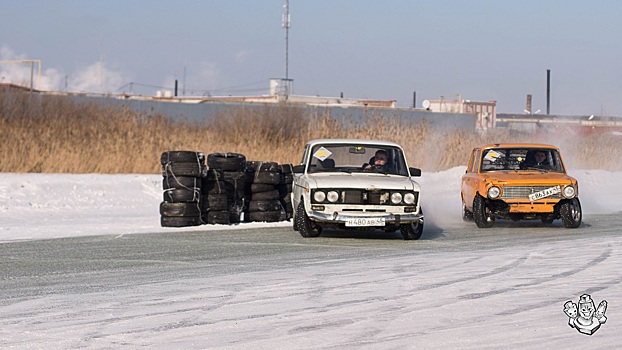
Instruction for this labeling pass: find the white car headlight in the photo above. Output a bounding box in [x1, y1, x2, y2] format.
[314, 191, 326, 202]
[327, 191, 339, 203]
[391, 192, 403, 204]
[488, 186, 501, 199]
[563, 185, 576, 198]
[403, 192, 416, 204]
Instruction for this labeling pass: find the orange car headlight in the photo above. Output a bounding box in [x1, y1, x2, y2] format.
[563, 185, 576, 199]
[487, 186, 501, 199]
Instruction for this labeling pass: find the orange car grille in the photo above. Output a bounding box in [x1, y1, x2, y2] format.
[501, 186, 563, 200]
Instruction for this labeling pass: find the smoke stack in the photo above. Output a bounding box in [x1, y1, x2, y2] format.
[546, 69, 550, 115]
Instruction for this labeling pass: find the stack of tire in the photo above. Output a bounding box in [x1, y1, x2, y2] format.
[204, 153, 247, 225]
[243, 161, 283, 222]
[278, 164, 294, 220]
[160, 151, 207, 227]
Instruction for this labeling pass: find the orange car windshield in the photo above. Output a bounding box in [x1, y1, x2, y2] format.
[480, 148, 564, 173]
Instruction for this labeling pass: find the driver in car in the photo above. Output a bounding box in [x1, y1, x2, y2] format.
[364, 150, 389, 170]
[521, 150, 552, 170]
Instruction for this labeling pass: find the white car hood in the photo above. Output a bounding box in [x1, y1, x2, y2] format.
[307, 173, 420, 191]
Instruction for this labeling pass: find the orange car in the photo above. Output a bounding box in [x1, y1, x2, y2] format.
[461, 143, 581, 228]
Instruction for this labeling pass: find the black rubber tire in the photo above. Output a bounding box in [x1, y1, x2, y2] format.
[160, 201, 202, 217]
[205, 211, 239, 225]
[163, 188, 201, 203]
[473, 195, 494, 228]
[280, 173, 294, 185]
[400, 208, 424, 240]
[462, 201, 473, 222]
[279, 210, 288, 222]
[207, 153, 246, 171]
[280, 200, 293, 218]
[222, 171, 247, 193]
[161, 215, 203, 227]
[248, 200, 282, 212]
[283, 200, 293, 211]
[292, 201, 299, 231]
[279, 163, 293, 174]
[227, 190, 246, 207]
[160, 151, 205, 165]
[162, 176, 201, 190]
[293, 214, 299, 231]
[246, 210, 282, 222]
[202, 193, 228, 211]
[222, 170, 247, 179]
[280, 194, 292, 204]
[250, 183, 277, 193]
[162, 162, 205, 177]
[204, 169, 223, 181]
[247, 161, 280, 172]
[296, 202, 321, 237]
[247, 190, 280, 201]
[277, 184, 290, 198]
[246, 171, 280, 185]
[227, 198, 245, 213]
[560, 198, 582, 228]
[400, 222, 424, 240]
[202, 180, 227, 194]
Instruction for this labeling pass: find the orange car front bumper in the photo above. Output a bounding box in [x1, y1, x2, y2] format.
[506, 201, 559, 213]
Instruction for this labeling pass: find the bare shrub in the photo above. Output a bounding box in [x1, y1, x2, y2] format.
[1, 90, 620, 173]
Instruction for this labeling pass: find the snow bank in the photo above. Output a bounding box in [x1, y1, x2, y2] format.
[1, 168, 620, 242]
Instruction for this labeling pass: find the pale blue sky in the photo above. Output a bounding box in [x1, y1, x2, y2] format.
[1, 0, 620, 115]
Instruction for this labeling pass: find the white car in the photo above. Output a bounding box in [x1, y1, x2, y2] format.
[292, 139, 424, 240]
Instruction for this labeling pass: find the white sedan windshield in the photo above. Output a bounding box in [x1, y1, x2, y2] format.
[307, 144, 409, 176]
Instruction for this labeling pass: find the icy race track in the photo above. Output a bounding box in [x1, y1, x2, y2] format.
[0, 170, 621, 349]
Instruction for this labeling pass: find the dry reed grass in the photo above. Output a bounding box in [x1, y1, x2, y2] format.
[1, 90, 620, 173]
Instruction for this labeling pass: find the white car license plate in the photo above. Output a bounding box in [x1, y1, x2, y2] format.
[345, 217, 386, 227]
[528, 185, 561, 201]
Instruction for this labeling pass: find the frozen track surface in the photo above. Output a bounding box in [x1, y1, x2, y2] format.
[1, 214, 621, 349]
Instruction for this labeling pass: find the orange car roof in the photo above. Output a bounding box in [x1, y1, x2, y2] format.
[476, 143, 560, 150]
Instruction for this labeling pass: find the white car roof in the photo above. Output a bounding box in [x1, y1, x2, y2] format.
[305, 139, 403, 148]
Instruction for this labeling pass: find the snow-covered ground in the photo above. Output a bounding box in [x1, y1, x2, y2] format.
[1, 167, 620, 243]
[1, 168, 621, 349]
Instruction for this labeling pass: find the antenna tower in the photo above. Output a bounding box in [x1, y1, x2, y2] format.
[282, 0, 291, 80]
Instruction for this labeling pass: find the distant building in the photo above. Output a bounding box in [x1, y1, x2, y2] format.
[146, 93, 397, 108]
[133, 78, 398, 108]
[423, 95, 497, 129]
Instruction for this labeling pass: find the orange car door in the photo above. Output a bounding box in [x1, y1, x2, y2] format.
[461, 149, 480, 210]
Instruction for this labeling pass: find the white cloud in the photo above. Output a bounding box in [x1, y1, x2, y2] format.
[1, 45, 127, 93]
[1, 45, 24, 60]
[69, 61, 126, 94]
[0, 45, 36, 87]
